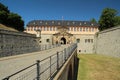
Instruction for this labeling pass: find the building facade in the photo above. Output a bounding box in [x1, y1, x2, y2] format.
[25, 20, 99, 53]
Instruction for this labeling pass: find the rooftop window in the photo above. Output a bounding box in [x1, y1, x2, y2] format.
[40, 21, 42, 23]
[58, 22, 60, 25]
[80, 23, 82, 25]
[67, 22, 70, 25]
[52, 21, 54, 24]
[91, 23, 94, 26]
[33, 22, 36, 24]
[84, 22, 86, 24]
[72, 22, 75, 24]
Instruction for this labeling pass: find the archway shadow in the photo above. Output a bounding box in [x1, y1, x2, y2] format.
[74, 57, 80, 80]
[61, 37, 66, 44]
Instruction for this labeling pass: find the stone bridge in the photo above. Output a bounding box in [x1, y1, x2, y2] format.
[0, 44, 77, 80]
[0, 29, 78, 80]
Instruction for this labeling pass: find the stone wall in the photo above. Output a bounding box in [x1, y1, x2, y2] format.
[0, 29, 40, 57]
[40, 34, 53, 44]
[94, 26, 120, 57]
[74, 34, 94, 53]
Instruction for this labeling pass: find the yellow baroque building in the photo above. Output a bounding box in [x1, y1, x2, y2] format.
[25, 20, 99, 53]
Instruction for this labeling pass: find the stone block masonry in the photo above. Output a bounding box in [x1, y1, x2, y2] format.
[94, 26, 120, 57]
[0, 29, 40, 57]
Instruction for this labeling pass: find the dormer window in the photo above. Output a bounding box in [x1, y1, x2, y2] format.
[52, 21, 54, 24]
[84, 22, 86, 24]
[67, 22, 69, 25]
[80, 23, 82, 25]
[72, 22, 75, 24]
[40, 21, 42, 23]
[91, 23, 94, 26]
[58, 22, 60, 25]
[33, 22, 36, 24]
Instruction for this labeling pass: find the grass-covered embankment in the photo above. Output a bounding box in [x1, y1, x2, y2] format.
[77, 54, 120, 80]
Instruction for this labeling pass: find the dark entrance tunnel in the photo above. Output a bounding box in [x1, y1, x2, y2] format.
[61, 37, 66, 44]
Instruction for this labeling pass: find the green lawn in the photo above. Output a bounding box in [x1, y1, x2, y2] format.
[77, 54, 120, 80]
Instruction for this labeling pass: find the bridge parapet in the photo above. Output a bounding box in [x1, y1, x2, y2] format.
[3, 43, 77, 80]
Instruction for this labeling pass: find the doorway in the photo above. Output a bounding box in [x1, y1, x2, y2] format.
[61, 37, 66, 44]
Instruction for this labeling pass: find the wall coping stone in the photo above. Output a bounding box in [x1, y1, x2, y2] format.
[0, 28, 36, 37]
[98, 26, 120, 34]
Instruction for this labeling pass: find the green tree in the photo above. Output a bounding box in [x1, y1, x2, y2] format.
[98, 8, 118, 31]
[0, 3, 9, 13]
[0, 10, 8, 24]
[90, 18, 97, 23]
[0, 2, 24, 31]
[7, 13, 24, 31]
[114, 16, 120, 26]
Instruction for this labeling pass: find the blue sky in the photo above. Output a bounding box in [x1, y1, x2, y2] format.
[0, 0, 120, 27]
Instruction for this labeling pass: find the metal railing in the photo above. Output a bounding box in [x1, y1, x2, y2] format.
[3, 43, 77, 80]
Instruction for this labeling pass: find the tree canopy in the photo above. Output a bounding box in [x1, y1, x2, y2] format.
[98, 8, 120, 31]
[0, 3, 24, 31]
[90, 18, 97, 23]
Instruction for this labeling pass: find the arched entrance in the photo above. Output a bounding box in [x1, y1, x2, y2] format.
[61, 37, 66, 44]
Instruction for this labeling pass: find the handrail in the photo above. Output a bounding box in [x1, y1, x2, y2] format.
[2, 43, 77, 80]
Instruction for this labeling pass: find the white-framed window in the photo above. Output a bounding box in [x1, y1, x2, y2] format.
[77, 27, 79, 31]
[69, 27, 71, 31]
[47, 27, 49, 31]
[74, 27, 76, 31]
[55, 27, 57, 31]
[89, 27, 91, 32]
[53, 27, 55, 31]
[39, 27, 41, 30]
[86, 27, 88, 32]
[92, 28, 94, 32]
[80, 27, 82, 31]
[50, 27, 52, 31]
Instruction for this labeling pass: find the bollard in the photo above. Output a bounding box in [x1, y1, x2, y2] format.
[36, 60, 40, 80]
[57, 52, 59, 70]
[50, 56, 52, 78]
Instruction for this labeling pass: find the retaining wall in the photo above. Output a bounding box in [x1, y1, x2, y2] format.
[0, 29, 40, 57]
[94, 26, 120, 57]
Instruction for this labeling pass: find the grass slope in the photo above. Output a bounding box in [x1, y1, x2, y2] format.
[77, 54, 120, 80]
[0, 24, 18, 31]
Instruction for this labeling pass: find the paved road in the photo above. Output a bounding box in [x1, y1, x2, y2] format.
[0, 45, 70, 79]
